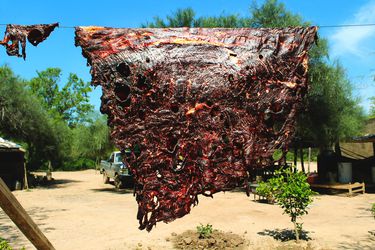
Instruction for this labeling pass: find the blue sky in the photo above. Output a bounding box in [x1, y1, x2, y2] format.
[0, 0, 374, 113]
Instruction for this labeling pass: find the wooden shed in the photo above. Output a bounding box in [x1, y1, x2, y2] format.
[0, 137, 25, 190]
[336, 119, 375, 185]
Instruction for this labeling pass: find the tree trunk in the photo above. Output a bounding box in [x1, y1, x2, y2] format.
[300, 148, 305, 173]
[308, 147, 311, 173]
[293, 220, 300, 242]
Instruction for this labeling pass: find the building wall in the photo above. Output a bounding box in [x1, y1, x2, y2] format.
[0, 151, 25, 190]
[340, 118, 375, 159]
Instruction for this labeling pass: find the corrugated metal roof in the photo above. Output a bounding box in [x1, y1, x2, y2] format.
[0, 137, 22, 149]
[349, 134, 375, 143]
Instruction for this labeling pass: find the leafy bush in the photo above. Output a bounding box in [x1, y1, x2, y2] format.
[256, 181, 274, 202]
[196, 223, 213, 239]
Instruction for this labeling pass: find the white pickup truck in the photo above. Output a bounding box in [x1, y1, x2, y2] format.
[100, 151, 132, 189]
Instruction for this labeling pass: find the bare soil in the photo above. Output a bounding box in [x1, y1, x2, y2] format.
[171, 229, 247, 249]
[1, 169, 375, 250]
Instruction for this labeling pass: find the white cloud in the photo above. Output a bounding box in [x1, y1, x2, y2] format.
[330, 0, 375, 58]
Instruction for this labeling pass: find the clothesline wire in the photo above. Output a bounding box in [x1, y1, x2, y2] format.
[0, 23, 375, 29]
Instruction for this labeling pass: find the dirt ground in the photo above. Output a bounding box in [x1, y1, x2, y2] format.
[1, 169, 375, 250]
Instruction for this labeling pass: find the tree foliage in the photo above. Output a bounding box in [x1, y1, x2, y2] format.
[370, 97, 375, 118]
[143, 8, 196, 28]
[144, 0, 365, 149]
[28, 68, 93, 126]
[70, 112, 114, 168]
[250, 0, 305, 28]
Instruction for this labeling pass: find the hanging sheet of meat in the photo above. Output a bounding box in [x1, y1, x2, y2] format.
[75, 26, 317, 231]
[0, 23, 58, 59]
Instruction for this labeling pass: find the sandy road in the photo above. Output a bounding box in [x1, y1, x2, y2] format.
[1, 170, 375, 249]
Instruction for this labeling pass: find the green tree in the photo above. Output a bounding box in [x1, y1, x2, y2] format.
[144, 0, 365, 149]
[194, 14, 247, 28]
[0, 66, 60, 169]
[370, 97, 375, 118]
[28, 68, 93, 126]
[250, 0, 305, 27]
[298, 62, 364, 149]
[0, 66, 112, 171]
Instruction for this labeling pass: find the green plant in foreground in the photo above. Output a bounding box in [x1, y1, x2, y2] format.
[0, 238, 12, 250]
[371, 203, 375, 218]
[197, 223, 213, 239]
[266, 168, 316, 241]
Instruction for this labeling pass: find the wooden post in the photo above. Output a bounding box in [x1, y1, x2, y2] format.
[0, 177, 55, 250]
[293, 147, 298, 168]
[23, 163, 29, 190]
[46, 161, 52, 181]
[308, 147, 311, 173]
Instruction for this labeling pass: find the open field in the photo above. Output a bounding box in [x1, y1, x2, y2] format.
[1, 169, 375, 249]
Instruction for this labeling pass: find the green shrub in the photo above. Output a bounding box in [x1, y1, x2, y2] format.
[263, 168, 316, 241]
[196, 223, 213, 239]
[256, 181, 274, 202]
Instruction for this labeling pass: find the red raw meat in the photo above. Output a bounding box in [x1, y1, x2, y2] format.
[75, 26, 317, 231]
[0, 23, 58, 59]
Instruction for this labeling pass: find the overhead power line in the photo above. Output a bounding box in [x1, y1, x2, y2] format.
[0, 23, 375, 29]
[318, 23, 375, 28]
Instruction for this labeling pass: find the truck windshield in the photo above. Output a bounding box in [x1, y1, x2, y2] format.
[114, 153, 122, 163]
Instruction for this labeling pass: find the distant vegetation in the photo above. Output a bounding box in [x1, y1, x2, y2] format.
[0, 66, 114, 171]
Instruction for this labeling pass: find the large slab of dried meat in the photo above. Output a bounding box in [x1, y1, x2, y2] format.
[0, 23, 58, 59]
[75, 26, 317, 231]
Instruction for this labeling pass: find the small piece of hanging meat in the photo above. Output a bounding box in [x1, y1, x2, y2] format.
[0, 23, 59, 59]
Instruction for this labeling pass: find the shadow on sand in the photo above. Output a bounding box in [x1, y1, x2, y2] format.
[38, 178, 82, 189]
[90, 187, 133, 194]
[258, 228, 312, 242]
[0, 206, 65, 248]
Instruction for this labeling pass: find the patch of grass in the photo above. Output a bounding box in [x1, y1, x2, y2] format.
[196, 223, 213, 239]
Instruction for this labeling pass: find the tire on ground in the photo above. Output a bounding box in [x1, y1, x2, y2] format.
[114, 175, 123, 189]
[102, 172, 109, 184]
